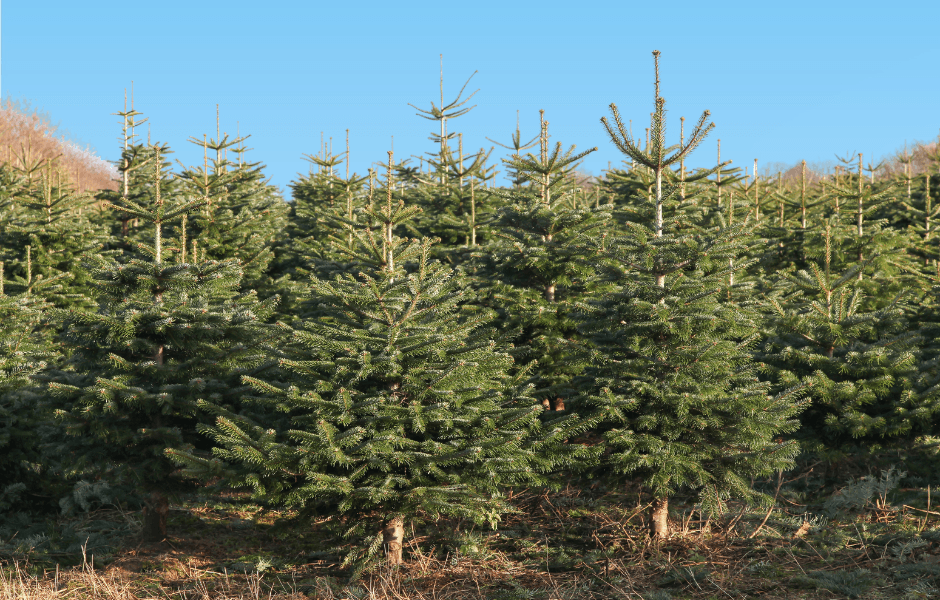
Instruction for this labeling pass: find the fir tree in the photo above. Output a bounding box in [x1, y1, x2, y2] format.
[282, 132, 369, 283]
[95, 91, 184, 249]
[170, 151, 588, 571]
[0, 154, 109, 310]
[175, 110, 289, 291]
[486, 110, 539, 189]
[41, 144, 282, 542]
[470, 110, 605, 410]
[574, 51, 807, 537]
[411, 133, 497, 247]
[758, 221, 939, 452]
[0, 260, 65, 516]
[405, 58, 498, 248]
[749, 151, 928, 455]
[755, 160, 830, 279]
[408, 55, 479, 188]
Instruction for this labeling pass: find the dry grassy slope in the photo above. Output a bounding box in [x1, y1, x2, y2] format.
[4, 482, 940, 599]
[0, 98, 118, 194]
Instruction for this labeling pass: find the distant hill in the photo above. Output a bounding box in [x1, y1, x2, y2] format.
[0, 98, 118, 193]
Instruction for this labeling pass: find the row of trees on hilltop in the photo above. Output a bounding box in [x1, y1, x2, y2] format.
[2, 52, 939, 572]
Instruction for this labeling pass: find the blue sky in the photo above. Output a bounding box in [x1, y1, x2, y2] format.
[3, 0, 939, 196]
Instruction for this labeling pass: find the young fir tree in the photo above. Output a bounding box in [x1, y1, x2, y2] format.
[486, 110, 539, 190]
[696, 140, 745, 229]
[414, 134, 498, 248]
[174, 110, 289, 297]
[96, 92, 184, 251]
[169, 151, 589, 571]
[41, 145, 281, 542]
[574, 52, 806, 537]
[756, 160, 830, 279]
[890, 150, 940, 273]
[282, 132, 369, 282]
[469, 110, 606, 410]
[757, 221, 938, 453]
[0, 153, 109, 310]
[408, 56, 479, 190]
[0, 260, 67, 517]
[765, 154, 914, 313]
[405, 58, 497, 247]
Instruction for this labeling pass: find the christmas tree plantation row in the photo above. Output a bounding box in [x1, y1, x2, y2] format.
[2, 52, 939, 573]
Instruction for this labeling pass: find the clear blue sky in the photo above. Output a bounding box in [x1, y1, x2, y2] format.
[3, 0, 938, 197]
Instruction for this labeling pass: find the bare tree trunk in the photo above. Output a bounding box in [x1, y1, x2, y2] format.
[654, 164, 667, 291]
[141, 491, 169, 542]
[650, 496, 669, 538]
[382, 517, 404, 565]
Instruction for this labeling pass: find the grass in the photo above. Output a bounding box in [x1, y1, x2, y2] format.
[4, 468, 940, 599]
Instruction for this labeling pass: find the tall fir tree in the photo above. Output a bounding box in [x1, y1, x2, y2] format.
[175, 109, 289, 297]
[170, 151, 590, 572]
[469, 110, 606, 410]
[41, 143, 282, 542]
[0, 259, 68, 517]
[574, 52, 807, 537]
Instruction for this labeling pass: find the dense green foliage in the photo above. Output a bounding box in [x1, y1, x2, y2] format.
[2, 51, 939, 569]
[574, 77, 806, 526]
[39, 143, 282, 541]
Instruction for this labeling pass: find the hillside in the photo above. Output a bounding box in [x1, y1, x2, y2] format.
[0, 98, 118, 193]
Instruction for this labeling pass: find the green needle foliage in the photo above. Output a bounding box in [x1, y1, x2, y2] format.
[0, 157, 110, 310]
[7, 50, 940, 578]
[282, 133, 369, 284]
[412, 135, 497, 247]
[486, 110, 540, 189]
[574, 51, 807, 537]
[96, 97, 185, 252]
[41, 144, 281, 542]
[171, 152, 588, 574]
[470, 111, 607, 409]
[757, 222, 938, 453]
[409, 56, 479, 189]
[0, 265, 64, 519]
[175, 117, 289, 295]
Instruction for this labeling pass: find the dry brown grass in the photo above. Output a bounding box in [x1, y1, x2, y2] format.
[5, 475, 940, 599]
[0, 558, 306, 600]
[0, 98, 118, 194]
[0, 555, 625, 599]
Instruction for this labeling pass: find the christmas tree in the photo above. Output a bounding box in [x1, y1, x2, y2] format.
[757, 220, 937, 452]
[0, 259, 66, 517]
[574, 51, 807, 537]
[41, 139, 282, 542]
[95, 92, 184, 251]
[0, 149, 110, 310]
[282, 131, 369, 283]
[175, 109, 289, 296]
[170, 151, 588, 572]
[470, 110, 606, 410]
[413, 134, 497, 246]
